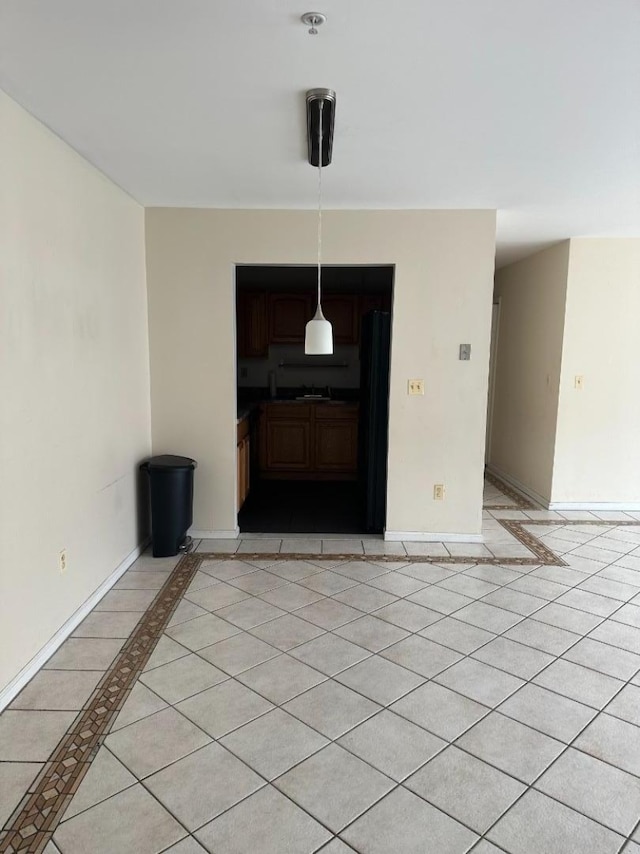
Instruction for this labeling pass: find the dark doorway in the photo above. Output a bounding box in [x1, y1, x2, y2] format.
[235, 265, 393, 535]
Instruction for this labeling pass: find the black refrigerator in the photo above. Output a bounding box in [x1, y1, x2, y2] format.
[359, 311, 391, 533]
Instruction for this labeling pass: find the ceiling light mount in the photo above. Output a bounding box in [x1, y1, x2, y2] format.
[306, 88, 336, 167]
[301, 12, 326, 35]
[304, 88, 335, 355]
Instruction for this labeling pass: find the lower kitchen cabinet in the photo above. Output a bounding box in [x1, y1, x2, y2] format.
[314, 418, 359, 472]
[259, 403, 358, 479]
[265, 419, 312, 471]
[237, 417, 251, 510]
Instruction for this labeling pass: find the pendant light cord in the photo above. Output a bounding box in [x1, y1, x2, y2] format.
[317, 99, 323, 311]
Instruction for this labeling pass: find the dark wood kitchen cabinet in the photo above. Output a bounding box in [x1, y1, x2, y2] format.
[269, 292, 359, 346]
[268, 293, 312, 344]
[265, 420, 312, 471]
[238, 289, 391, 350]
[322, 295, 359, 345]
[314, 406, 358, 474]
[259, 402, 358, 479]
[237, 416, 251, 510]
[237, 290, 268, 358]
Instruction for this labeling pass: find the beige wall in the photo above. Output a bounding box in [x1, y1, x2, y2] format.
[145, 209, 496, 537]
[552, 239, 640, 504]
[490, 242, 570, 503]
[0, 92, 151, 693]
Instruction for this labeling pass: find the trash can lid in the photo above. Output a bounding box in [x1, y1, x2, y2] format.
[143, 455, 197, 470]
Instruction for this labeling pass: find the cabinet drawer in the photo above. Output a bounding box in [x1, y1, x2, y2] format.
[315, 404, 359, 420]
[263, 404, 311, 420]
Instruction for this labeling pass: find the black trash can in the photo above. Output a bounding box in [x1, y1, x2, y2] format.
[141, 455, 197, 557]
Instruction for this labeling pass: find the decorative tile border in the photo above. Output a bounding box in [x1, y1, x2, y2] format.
[0, 552, 201, 854]
[197, 522, 560, 568]
[2, 469, 638, 851]
[200, 518, 640, 569]
[484, 470, 536, 510]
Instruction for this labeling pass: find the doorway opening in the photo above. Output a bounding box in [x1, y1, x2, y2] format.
[485, 298, 501, 464]
[235, 265, 393, 535]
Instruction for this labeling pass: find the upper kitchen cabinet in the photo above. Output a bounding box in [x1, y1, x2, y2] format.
[269, 293, 312, 344]
[322, 295, 359, 345]
[237, 290, 268, 358]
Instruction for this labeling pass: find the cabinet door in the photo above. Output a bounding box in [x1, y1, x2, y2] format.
[238, 291, 268, 358]
[243, 436, 251, 501]
[237, 439, 245, 510]
[269, 293, 312, 344]
[266, 420, 312, 470]
[314, 419, 358, 472]
[322, 295, 359, 345]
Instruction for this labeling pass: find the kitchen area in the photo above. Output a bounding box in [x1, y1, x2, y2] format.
[236, 265, 393, 534]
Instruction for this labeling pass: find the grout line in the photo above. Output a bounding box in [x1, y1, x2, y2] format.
[90, 541, 640, 846]
[5, 483, 640, 852]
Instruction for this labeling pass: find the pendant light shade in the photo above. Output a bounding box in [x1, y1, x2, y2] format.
[304, 89, 334, 356]
[305, 305, 334, 355]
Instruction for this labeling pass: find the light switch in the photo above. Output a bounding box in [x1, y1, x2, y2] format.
[574, 375, 584, 390]
[408, 379, 425, 395]
[459, 344, 471, 361]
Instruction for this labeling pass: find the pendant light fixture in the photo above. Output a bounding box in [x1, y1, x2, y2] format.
[305, 88, 336, 355]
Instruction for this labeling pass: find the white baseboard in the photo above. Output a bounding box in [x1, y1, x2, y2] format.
[488, 465, 640, 512]
[385, 531, 483, 543]
[548, 501, 640, 511]
[0, 540, 148, 712]
[189, 528, 239, 539]
[486, 465, 548, 509]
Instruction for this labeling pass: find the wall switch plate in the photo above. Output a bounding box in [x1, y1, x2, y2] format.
[240, 366, 248, 379]
[59, 549, 67, 574]
[433, 484, 445, 500]
[574, 375, 584, 390]
[408, 379, 425, 395]
[459, 344, 471, 361]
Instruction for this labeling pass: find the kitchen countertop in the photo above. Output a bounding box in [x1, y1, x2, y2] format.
[237, 405, 254, 423]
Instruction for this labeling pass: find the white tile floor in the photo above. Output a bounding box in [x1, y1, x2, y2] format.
[2, 479, 640, 852]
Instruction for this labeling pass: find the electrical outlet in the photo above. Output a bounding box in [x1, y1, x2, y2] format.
[574, 375, 584, 390]
[59, 549, 67, 574]
[433, 484, 445, 500]
[408, 379, 425, 395]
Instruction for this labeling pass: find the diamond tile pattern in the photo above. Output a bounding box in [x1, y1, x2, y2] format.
[275, 744, 394, 832]
[5, 483, 640, 854]
[406, 745, 525, 833]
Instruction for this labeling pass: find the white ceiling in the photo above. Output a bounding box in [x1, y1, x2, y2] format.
[1, 0, 639, 266]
